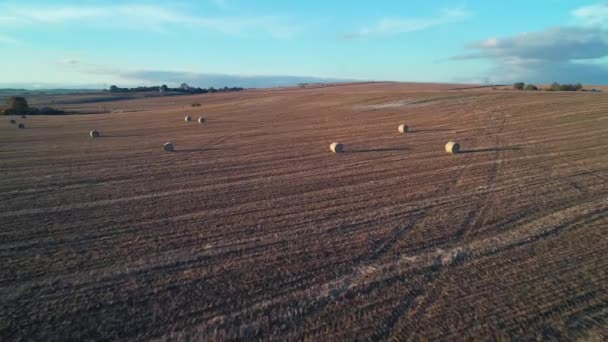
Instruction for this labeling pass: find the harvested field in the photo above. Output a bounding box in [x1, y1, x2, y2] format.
[1, 82, 607, 340]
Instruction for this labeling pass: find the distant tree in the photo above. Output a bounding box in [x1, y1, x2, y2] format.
[8, 96, 29, 111]
[2, 96, 29, 115]
[566, 83, 583, 91]
[37, 107, 66, 115]
[1, 97, 64, 115]
[524, 84, 538, 91]
[130, 86, 160, 92]
[513, 82, 525, 90]
[106, 84, 243, 95]
[548, 82, 583, 91]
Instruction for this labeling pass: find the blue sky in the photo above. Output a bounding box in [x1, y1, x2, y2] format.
[1, 1, 607, 88]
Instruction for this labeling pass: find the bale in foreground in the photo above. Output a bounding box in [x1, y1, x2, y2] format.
[184, 116, 192, 122]
[398, 124, 409, 133]
[90, 130, 100, 138]
[330, 142, 344, 154]
[445, 141, 460, 154]
[17, 123, 25, 129]
[163, 142, 175, 152]
[198, 117, 205, 124]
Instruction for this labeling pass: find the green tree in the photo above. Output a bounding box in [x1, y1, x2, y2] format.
[555, 83, 583, 91]
[8, 96, 28, 111]
[524, 84, 538, 91]
[3, 96, 29, 115]
[513, 82, 525, 90]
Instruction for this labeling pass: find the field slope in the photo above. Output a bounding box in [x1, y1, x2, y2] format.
[1, 83, 607, 340]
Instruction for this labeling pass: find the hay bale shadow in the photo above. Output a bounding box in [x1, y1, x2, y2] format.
[173, 147, 228, 153]
[409, 128, 452, 134]
[459, 146, 522, 154]
[99, 134, 144, 138]
[345, 147, 410, 153]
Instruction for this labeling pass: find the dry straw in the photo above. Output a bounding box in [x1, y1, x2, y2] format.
[184, 116, 192, 122]
[398, 124, 409, 133]
[198, 116, 205, 124]
[163, 142, 175, 152]
[330, 142, 344, 154]
[445, 141, 460, 154]
[90, 130, 100, 138]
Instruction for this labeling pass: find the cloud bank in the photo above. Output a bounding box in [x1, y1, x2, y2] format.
[451, 3, 608, 84]
[118, 70, 355, 88]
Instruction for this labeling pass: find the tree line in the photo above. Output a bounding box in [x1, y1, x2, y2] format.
[108, 83, 244, 94]
[1, 96, 65, 116]
[513, 82, 583, 91]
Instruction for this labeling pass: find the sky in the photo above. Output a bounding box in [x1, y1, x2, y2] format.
[1, 0, 607, 88]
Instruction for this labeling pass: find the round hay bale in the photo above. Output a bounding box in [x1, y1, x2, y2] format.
[90, 130, 100, 138]
[9, 119, 16, 124]
[184, 116, 192, 122]
[163, 142, 175, 152]
[445, 141, 460, 154]
[330, 142, 344, 154]
[21, 115, 26, 119]
[197, 116, 205, 124]
[17, 123, 25, 129]
[398, 124, 409, 133]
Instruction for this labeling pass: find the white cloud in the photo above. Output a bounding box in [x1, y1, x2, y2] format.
[572, 2, 608, 27]
[458, 27, 608, 62]
[479, 37, 498, 48]
[450, 4, 608, 84]
[343, 7, 471, 39]
[0, 33, 20, 44]
[0, 3, 296, 38]
[58, 58, 80, 65]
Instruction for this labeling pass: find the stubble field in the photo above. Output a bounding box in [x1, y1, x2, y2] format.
[1, 83, 607, 340]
